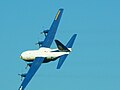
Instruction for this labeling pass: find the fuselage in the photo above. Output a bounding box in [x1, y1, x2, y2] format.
[20, 47, 70, 63]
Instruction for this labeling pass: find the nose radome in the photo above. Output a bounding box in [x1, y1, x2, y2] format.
[20, 53, 24, 59]
[20, 55, 22, 59]
[20, 52, 27, 60]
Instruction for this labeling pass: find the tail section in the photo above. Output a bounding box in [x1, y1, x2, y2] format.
[55, 40, 70, 52]
[56, 34, 77, 69]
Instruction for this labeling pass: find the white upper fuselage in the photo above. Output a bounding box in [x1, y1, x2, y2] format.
[20, 47, 71, 62]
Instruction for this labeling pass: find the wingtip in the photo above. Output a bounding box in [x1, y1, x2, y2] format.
[57, 65, 61, 69]
[59, 8, 64, 11]
[57, 67, 60, 69]
[74, 34, 77, 36]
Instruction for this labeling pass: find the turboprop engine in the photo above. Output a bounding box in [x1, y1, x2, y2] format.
[18, 73, 27, 81]
[41, 29, 49, 36]
[25, 63, 33, 69]
[35, 41, 44, 48]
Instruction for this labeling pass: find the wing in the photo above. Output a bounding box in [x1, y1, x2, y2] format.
[18, 57, 44, 90]
[42, 8, 64, 48]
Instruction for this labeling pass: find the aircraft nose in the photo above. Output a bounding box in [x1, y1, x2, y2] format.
[20, 55, 24, 59]
[20, 55, 23, 59]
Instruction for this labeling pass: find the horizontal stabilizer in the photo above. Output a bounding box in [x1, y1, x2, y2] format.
[57, 55, 68, 69]
[55, 40, 70, 52]
[66, 34, 77, 48]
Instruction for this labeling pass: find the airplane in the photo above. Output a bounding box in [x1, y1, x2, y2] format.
[18, 8, 77, 90]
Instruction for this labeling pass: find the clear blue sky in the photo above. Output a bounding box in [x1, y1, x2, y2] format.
[0, 0, 120, 90]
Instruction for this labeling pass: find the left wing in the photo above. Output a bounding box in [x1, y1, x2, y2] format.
[42, 8, 64, 48]
[18, 57, 44, 90]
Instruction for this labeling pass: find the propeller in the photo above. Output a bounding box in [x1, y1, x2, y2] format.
[35, 28, 49, 48]
[18, 73, 27, 81]
[25, 63, 33, 69]
[41, 29, 49, 37]
[35, 41, 43, 48]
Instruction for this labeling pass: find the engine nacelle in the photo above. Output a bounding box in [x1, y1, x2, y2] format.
[18, 73, 27, 81]
[35, 41, 44, 48]
[43, 30, 49, 33]
[37, 41, 44, 45]
[18, 73, 27, 77]
[27, 63, 33, 67]
[25, 63, 33, 69]
[41, 29, 49, 36]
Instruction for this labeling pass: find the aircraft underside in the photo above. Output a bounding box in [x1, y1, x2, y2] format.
[24, 57, 59, 63]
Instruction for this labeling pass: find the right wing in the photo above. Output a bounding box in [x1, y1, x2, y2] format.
[42, 8, 64, 48]
[18, 57, 44, 90]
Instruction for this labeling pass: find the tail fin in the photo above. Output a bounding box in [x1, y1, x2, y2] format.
[55, 40, 70, 52]
[56, 34, 77, 69]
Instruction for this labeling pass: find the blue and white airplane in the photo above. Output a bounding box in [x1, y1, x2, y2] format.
[18, 8, 77, 90]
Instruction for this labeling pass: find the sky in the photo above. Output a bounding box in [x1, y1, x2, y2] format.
[0, 0, 120, 90]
